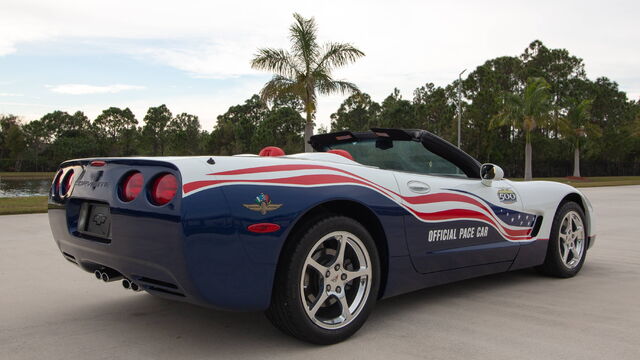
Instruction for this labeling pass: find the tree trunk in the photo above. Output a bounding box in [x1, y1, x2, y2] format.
[573, 146, 581, 177]
[304, 109, 314, 152]
[524, 140, 533, 181]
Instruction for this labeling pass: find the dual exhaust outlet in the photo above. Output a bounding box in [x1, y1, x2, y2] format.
[122, 278, 141, 292]
[94, 269, 141, 292]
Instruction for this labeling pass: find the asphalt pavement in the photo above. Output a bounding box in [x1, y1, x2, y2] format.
[1, 186, 639, 359]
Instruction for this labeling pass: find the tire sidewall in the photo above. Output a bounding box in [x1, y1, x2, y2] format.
[283, 216, 380, 344]
[547, 202, 588, 277]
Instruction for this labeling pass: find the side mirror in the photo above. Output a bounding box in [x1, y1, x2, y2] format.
[480, 163, 504, 186]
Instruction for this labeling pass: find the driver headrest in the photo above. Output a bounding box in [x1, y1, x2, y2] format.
[327, 149, 354, 161]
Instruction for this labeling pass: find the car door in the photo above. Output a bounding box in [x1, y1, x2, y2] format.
[394, 170, 526, 274]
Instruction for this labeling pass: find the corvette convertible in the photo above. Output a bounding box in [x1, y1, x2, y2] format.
[48, 128, 595, 344]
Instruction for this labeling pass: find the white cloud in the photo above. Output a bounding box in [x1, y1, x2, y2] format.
[4, 0, 636, 82]
[136, 42, 263, 79]
[0, 92, 23, 97]
[11, 78, 266, 129]
[48, 84, 145, 95]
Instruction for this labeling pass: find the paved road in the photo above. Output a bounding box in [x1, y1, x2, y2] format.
[1, 186, 639, 360]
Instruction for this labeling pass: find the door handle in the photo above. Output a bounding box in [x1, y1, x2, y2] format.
[407, 180, 431, 194]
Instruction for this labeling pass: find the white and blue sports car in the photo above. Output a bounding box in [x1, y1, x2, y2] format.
[48, 128, 595, 344]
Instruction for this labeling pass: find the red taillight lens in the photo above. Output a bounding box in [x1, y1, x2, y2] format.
[53, 170, 63, 195]
[121, 172, 144, 202]
[150, 174, 178, 206]
[90, 160, 106, 167]
[61, 170, 75, 196]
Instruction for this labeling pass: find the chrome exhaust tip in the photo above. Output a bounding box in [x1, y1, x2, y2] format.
[122, 279, 131, 289]
[99, 268, 123, 282]
[94, 270, 103, 280]
[130, 282, 141, 292]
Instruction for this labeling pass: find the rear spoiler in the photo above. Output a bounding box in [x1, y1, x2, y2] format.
[59, 158, 179, 171]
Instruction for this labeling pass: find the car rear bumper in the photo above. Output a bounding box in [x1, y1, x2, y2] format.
[49, 204, 276, 311]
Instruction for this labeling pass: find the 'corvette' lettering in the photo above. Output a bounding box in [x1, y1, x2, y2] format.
[428, 226, 489, 242]
[75, 180, 109, 188]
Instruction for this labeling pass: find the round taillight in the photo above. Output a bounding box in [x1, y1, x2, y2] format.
[121, 172, 144, 202]
[150, 173, 178, 206]
[61, 170, 75, 196]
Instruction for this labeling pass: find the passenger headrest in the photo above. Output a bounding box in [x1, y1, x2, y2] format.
[258, 146, 285, 157]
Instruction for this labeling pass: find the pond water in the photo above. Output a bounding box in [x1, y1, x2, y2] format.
[0, 178, 52, 197]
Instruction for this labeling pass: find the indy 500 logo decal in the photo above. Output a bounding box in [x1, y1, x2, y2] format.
[497, 188, 517, 204]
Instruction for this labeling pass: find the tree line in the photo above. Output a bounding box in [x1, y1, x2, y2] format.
[0, 94, 305, 172]
[328, 41, 640, 178]
[1, 40, 639, 177]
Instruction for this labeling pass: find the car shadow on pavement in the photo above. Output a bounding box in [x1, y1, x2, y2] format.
[53, 266, 586, 356]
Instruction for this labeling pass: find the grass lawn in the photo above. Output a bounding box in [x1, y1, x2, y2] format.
[0, 196, 48, 215]
[0, 172, 55, 180]
[514, 176, 640, 187]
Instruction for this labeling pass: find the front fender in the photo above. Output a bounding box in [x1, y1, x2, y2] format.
[507, 180, 595, 242]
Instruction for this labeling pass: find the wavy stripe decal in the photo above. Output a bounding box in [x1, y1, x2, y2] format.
[209, 164, 329, 176]
[185, 164, 539, 242]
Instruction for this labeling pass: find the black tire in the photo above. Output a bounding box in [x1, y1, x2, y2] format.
[537, 201, 587, 278]
[266, 216, 380, 345]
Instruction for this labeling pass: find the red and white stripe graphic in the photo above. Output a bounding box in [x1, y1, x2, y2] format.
[183, 164, 536, 242]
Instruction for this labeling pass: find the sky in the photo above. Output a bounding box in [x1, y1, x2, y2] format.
[1, 0, 638, 131]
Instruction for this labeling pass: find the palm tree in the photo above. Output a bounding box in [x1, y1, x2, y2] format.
[559, 99, 601, 177]
[491, 77, 552, 180]
[251, 13, 364, 152]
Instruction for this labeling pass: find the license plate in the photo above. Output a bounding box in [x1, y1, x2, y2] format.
[78, 202, 111, 239]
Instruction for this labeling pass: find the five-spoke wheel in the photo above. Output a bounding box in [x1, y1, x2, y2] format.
[538, 201, 588, 277]
[558, 211, 585, 269]
[266, 216, 380, 344]
[300, 231, 372, 330]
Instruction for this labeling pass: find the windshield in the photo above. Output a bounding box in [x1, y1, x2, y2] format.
[326, 139, 467, 177]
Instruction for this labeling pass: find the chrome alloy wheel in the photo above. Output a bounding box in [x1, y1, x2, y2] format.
[300, 231, 372, 330]
[558, 210, 585, 269]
